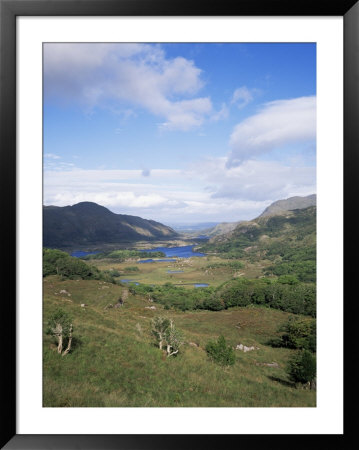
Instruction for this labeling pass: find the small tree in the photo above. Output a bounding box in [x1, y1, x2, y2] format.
[287, 349, 316, 388]
[206, 335, 235, 366]
[164, 320, 184, 357]
[151, 316, 170, 350]
[280, 317, 316, 352]
[46, 309, 73, 356]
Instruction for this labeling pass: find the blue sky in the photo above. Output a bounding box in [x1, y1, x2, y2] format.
[43, 43, 316, 224]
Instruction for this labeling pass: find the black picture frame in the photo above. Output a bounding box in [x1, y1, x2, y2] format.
[1, 1, 357, 448]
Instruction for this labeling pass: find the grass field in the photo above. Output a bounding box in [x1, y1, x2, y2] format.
[92, 254, 272, 288]
[43, 275, 316, 407]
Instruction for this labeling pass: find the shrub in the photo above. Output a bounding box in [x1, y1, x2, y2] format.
[205, 335, 235, 366]
[56, 257, 98, 279]
[151, 316, 170, 350]
[287, 349, 316, 387]
[279, 316, 316, 352]
[165, 323, 184, 357]
[123, 266, 140, 273]
[107, 269, 122, 277]
[277, 275, 299, 285]
[202, 296, 224, 311]
[43, 248, 101, 279]
[46, 308, 73, 356]
[152, 317, 184, 357]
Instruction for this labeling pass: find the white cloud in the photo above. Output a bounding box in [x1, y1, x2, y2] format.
[211, 102, 229, 121]
[227, 96, 316, 167]
[43, 158, 315, 223]
[44, 43, 213, 131]
[231, 86, 255, 108]
[190, 157, 316, 203]
[44, 153, 61, 159]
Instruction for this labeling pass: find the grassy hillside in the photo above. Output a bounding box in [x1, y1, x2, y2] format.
[43, 276, 316, 407]
[199, 206, 316, 282]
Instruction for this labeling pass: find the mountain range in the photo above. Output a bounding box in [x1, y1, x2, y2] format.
[43, 194, 316, 249]
[43, 202, 178, 249]
[192, 194, 316, 238]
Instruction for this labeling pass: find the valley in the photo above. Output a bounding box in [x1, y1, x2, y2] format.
[43, 196, 317, 408]
[88, 249, 268, 289]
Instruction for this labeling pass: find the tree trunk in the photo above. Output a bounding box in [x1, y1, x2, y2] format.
[57, 334, 63, 354]
[55, 323, 63, 353]
[62, 324, 73, 356]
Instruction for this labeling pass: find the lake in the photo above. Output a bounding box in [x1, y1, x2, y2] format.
[71, 244, 206, 262]
[120, 279, 140, 285]
[140, 245, 206, 258]
[137, 258, 177, 264]
[70, 250, 100, 257]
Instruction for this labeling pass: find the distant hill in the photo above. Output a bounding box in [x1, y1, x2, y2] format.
[259, 194, 316, 218]
[170, 222, 219, 233]
[198, 221, 242, 238]
[43, 202, 178, 249]
[198, 205, 316, 282]
[191, 195, 316, 239]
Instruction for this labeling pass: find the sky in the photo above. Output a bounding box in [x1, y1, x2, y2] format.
[43, 43, 316, 225]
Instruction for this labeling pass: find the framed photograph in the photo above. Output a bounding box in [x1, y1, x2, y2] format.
[1, 0, 356, 448]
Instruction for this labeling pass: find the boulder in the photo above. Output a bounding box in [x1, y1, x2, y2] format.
[236, 343, 259, 352]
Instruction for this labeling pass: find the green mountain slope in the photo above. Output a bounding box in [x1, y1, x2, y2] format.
[43, 202, 178, 249]
[199, 206, 316, 283]
[193, 194, 316, 238]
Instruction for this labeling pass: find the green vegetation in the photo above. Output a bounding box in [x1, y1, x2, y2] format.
[205, 261, 244, 270]
[151, 316, 170, 350]
[164, 321, 185, 357]
[43, 201, 178, 248]
[103, 268, 122, 278]
[200, 206, 316, 282]
[43, 204, 317, 406]
[43, 248, 107, 281]
[43, 276, 316, 407]
[287, 350, 316, 387]
[151, 316, 184, 357]
[215, 277, 316, 317]
[125, 275, 315, 317]
[269, 316, 316, 352]
[206, 335, 235, 366]
[84, 249, 166, 261]
[46, 308, 73, 356]
[123, 266, 140, 272]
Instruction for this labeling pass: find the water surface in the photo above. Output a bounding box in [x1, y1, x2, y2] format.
[71, 250, 100, 258]
[140, 245, 206, 259]
[120, 279, 140, 285]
